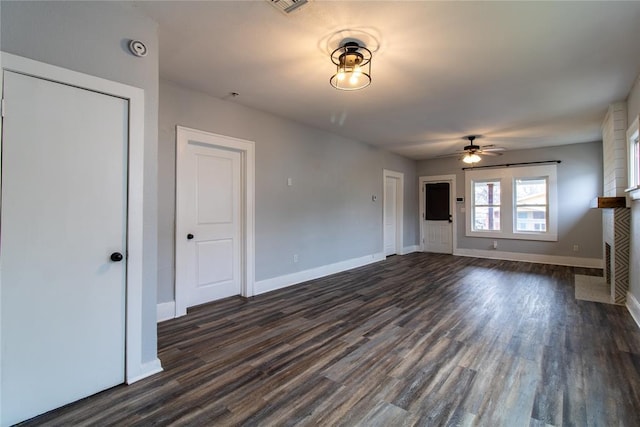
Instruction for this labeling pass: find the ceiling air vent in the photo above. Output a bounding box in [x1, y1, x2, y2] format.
[268, 0, 309, 14]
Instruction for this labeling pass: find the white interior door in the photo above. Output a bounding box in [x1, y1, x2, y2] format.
[1, 71, 127, 425]
[176, 139, 242, 313]
[423, 181, 453, 254]
[384, 176, 398, 255]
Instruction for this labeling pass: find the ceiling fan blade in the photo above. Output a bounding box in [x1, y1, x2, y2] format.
[481, 145, 506, 152]
[478, 151, 503, 157]
[435, 137, 506, 160]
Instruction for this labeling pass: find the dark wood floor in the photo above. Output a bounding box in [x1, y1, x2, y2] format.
[22, 253, 640, 426]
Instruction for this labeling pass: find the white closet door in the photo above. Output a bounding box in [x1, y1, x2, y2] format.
[384, 176, 398, 255]
[1, 71, 127, 425]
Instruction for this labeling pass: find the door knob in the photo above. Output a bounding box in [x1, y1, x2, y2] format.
[187, 233, 194, 240]
[110, 252, 124, 262]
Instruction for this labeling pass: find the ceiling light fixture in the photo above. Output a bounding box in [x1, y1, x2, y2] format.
[462, 152, 481, 164]
[330, 41, 372, 91]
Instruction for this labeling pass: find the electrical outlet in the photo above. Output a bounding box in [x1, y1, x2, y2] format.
[493, 240, 498, 249]
[573, 245, 579, 252]
[293, 254, 299, 263]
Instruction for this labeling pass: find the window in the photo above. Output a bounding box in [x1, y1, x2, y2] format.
[630, 136, 639, 187]
[627, 115, 640, 200]
[465, 164, 557, 241]
[472, 180, 501, 231]
[514, 178, 547, 233]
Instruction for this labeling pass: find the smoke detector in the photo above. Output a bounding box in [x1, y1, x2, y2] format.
[128, 40, 148, 57]
[268, 0, 309, 14]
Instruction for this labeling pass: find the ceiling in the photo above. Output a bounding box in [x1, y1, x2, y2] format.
[134, 1, 640, 160]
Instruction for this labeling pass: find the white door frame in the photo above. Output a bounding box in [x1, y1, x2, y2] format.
[0, 52, 157, 394]
[419, 174, 457, 254]
[383, 169, 404, 256]
[175, 126, 255, 317]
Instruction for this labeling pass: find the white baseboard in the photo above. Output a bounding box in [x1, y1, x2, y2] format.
[626, 291, 640, 329]
[453, 248, 603, 269]
[157, 301, 175, 323]
[399, 245, 420, 255]
[127, 358, 163, 384]
[255, 252, 386, 295]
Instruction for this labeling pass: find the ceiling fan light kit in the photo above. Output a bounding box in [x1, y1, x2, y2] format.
[462, 152, 481, 164]
[461, 135, 482, 164]
[330, 41, 372, 91]
[455, 135, 504, 164]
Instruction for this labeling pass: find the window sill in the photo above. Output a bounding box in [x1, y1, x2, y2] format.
[466, 231, 558, 242]
[626, 186, 640, 201]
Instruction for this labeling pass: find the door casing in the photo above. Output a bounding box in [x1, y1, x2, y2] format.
[2, 70, 128, 426]
[419, 174, 457, 254]
[0, 53, 159, 412]
[175, 126, 255, 317]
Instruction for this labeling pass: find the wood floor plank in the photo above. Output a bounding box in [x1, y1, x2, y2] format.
[18, 253, 640, 426]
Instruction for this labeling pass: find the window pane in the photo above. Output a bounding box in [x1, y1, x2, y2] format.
[425, 182, 450, 220]
[474, 180, 500, 205]
[515, 207, 546, 232]
[629, 138, 640, 187]
[474, 207, 501, 231]
[515, 178, 546, 204]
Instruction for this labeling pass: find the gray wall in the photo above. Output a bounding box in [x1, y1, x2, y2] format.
[1, 1, 159, 362]
[158, 80, 419, 303]
[417, 141, 603, 259]
[627, 75, 640, 303]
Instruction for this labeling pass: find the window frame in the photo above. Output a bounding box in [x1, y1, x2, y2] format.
[471, 179, 502, 232]
[513, 177, 549, 234]
[626, 115, 640, 200]
[465, 164, 558, 241]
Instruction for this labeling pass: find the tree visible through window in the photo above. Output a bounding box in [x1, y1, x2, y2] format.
[473, 180, 501, 231]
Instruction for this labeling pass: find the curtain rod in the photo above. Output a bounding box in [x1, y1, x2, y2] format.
[462, 160, 561, 171]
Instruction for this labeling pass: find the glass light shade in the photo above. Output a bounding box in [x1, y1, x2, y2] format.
[463, 153, 481, 164]
[330, 42, 372, 91]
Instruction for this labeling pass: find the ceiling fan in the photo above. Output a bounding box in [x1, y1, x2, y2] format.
[451, 135, 505, 164]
